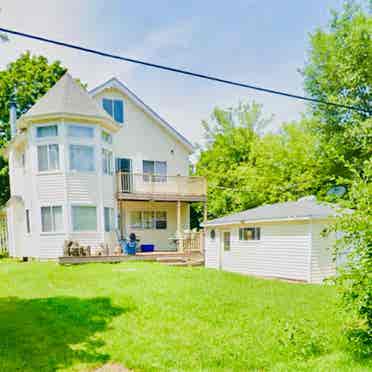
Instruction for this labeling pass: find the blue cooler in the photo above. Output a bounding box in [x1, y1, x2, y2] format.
[141, 244, 154, 252]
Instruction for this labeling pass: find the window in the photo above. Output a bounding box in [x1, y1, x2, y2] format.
[25, 209, 31, 233]
[130, 211, 142, 229]
[102, 98, 124, 123]
[101, 130, 113, 144]
[130, 211, 167, 230]
[155, 211, 167, 230]
[143, 160, 167, 182]
[41, 206, 63, 233]
[239, 227, 261, 241]
[102, 149, 113, 175]
[68, 125, 94, 138]
[223, 231, 231, 251]
[72, 206, 97, 231]
[69, 145, 95, 172]
[38, 144, 60, 172]
[104, 207, 115, 232]
[36, 125, 58, 138]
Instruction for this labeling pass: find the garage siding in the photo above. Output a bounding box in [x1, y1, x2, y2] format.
[310, 220, 336, 283]
[205, 221, 311, 281]
[204, 228, 219, 269]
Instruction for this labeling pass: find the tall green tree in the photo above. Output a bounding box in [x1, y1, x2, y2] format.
[303, 1, 372, 175]
[0, 52, 66, 206]
[195, 102, 271, 217]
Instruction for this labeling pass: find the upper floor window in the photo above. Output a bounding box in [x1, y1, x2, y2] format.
[143, 160, 167, 182]
[102, 149, 113, 175]
[239, 227, 261, 241]
[68, 125, 94, 138]
[101, 130, 113, 144]
[36, 125, 58, 138]
[37, 144, 60, 172]
[102, 98, 124, 123]
[69, 145, 95, 172]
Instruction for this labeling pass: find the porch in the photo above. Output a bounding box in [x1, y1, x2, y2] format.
[116, 172, 207, 253]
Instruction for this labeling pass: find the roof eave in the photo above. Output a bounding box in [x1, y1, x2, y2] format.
[202, 215, 338, 227]
[18, 113, 121, 133]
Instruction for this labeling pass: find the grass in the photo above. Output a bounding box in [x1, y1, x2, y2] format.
[0, 260, 370, 371]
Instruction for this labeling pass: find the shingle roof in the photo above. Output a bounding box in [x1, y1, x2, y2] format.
[204, 196, 347, 226]
[20, 72, 113, 122]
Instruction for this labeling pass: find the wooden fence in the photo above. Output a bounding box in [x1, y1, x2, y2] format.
[0, 211, 8, 256]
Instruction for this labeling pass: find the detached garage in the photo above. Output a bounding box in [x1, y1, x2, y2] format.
[203, 196, 343, 284]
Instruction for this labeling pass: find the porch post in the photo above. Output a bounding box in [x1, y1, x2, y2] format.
[176, 200, 183, 252]
[203, 200, 208, 224]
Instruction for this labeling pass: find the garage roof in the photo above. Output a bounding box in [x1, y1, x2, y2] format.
[203, 196, 349, 226]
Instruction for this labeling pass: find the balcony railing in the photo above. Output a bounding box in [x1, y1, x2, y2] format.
[117, 172, 207, 201]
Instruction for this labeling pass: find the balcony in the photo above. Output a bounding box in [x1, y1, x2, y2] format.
[116, 172, 207, 202]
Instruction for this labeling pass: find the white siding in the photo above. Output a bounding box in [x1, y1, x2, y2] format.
[310, 220, 336, 283]
[205, 221, 311, 282]
[204, 228, 219, 269]
[39, 234, 66, 259]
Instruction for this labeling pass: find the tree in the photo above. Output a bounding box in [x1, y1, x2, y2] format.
[302, 1, 372, 175]
[0, 52, 66, 206]
[195, 102, 271, 218]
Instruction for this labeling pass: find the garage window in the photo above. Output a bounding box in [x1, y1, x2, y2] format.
[239, 227, 261, 241]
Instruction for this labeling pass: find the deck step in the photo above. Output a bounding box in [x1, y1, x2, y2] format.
[156, 256, 187, 263]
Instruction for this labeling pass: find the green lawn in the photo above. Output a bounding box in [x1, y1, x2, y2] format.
[0, 260, 370, 371]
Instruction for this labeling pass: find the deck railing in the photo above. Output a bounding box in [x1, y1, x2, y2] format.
[117, 172, 207, 198]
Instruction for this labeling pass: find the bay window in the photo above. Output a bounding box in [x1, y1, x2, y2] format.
[41, 206, 63, 233]
[68, 125, 94, 138]
[104, 207, 115, 232]
[36, 125, 58, 138]
[37, 144, 60, 172]
[72, 206, 97, 231]
[69, 145, 95, 172]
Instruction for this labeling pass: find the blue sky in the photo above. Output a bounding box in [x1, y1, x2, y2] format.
[0, 0, 345, 144]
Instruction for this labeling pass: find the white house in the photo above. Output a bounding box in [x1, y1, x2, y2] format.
[4, 73, 206, 259]
[203, 196, 343, 283]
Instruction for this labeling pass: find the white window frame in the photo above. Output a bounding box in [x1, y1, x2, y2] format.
[222, 230, 231, 251]
[142, 160, 167, 183]
[36, 124, 58, 139]
[25, 209, 31, 234]
[102, 148, 113, 175]
[239, 227, 261, 241]
[40, 206, 63, 233]
[69, 144, 95, 173]
[37, 143, 60, 173]
[67, 124, 95, 139]
[129, 211, 168, 230]
[104, 207, 115, 232]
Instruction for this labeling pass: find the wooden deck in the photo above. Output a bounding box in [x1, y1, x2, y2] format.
[58, 251, 203, 265]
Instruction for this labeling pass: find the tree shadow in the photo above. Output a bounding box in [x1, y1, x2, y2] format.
[0, 296, 127, 371]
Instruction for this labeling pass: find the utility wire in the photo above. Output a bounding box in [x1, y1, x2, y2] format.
[0, 26, 371, 115]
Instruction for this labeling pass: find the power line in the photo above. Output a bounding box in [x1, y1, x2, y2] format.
[0, 26, 371, 115]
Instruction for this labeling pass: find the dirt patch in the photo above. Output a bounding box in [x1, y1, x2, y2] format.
[93, 363, 131, 372]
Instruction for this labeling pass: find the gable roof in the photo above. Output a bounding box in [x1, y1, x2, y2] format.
[204, 196, 349, 226]
[89, 77, 194, 152]
[18, 73, 116, 127]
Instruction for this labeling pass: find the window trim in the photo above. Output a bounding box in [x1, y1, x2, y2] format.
[102, 148, 113, 175]
[102, 98, 124, 123]
[40, 205, 63, 234]
[67, 124, 95, 139]
[71, 205, 98, 232]
[36, 124, 58, 139]
[37, 143, 60, 173]
[104, 207, 115, 232]
[69, 144, 96, 173]
[238, 227, 261, 241]
[129, 210, 168, 230]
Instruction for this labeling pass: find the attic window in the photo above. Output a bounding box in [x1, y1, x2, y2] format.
[102, 98, 124, 123]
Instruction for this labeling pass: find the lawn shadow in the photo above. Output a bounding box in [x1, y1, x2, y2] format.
[0, 296, 126, 371]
